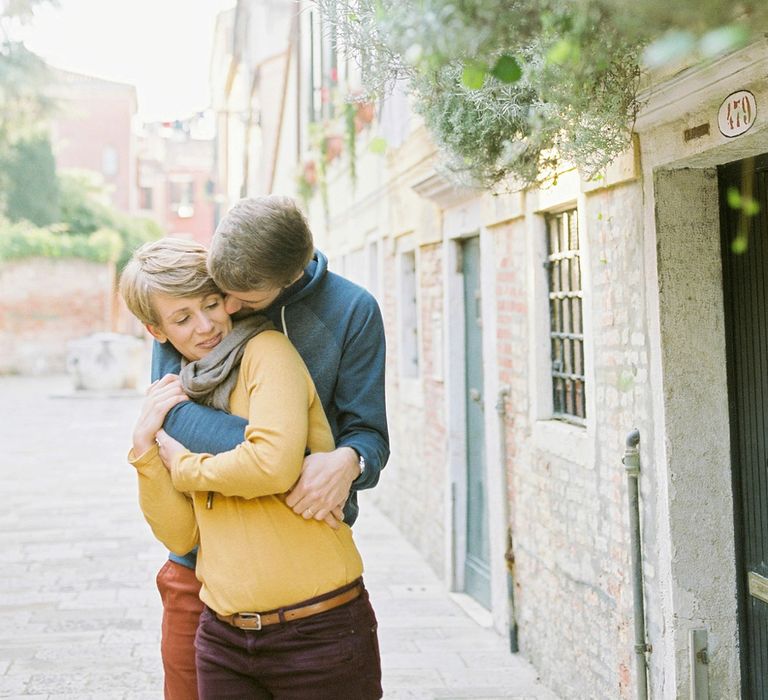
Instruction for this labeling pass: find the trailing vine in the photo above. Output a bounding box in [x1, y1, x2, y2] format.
[344, 100, 357, 189]
[316, 0, 768, 186]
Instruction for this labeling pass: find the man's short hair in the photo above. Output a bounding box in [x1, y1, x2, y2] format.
[208, 195, 314, 292]
[119, 237, 220, 326]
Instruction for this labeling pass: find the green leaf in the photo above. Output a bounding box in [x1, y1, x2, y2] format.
[743, 198, 760, 217]
[699, 25, 749, 58]
[368, 136, 388, 154]
[490, 55, 521, 83]
[732, 235, 749, 254]
[461, 60, 487, 90]
[725, 188, 759, 215]
[547, 39, 578, 66]
[642, 31, 696, 68]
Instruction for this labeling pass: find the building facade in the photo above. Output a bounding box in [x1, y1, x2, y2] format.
[49, 69, 138, 214]
[209, 1, 296, 210]
[213, 3, 768, 696]
[136, 116, 218, 245]
[48, 69, 219, 243]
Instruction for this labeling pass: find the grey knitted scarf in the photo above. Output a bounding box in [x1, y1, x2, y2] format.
[179, 314, 274, 412]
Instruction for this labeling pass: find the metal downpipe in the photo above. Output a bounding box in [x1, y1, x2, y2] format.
[496, 386, 519, 653]
[623, 428, 650, 699]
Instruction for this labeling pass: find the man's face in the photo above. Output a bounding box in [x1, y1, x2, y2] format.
[222, 287, 284, 314]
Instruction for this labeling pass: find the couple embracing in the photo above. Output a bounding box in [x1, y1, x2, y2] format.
[120, 195, 388, 699]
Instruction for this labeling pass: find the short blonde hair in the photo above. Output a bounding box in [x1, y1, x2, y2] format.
[119, 237, 221, 326]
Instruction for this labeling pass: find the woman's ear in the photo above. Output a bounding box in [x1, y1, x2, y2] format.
[145, 323, 168, 343]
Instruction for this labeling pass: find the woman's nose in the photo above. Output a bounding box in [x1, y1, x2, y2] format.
[196, 313, 214, 333]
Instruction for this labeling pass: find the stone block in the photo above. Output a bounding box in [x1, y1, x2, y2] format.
[66, 332, 145, 391]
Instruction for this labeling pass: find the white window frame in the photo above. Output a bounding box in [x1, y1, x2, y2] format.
[527, 181, 594, 465]
[398, 246, 419, 379]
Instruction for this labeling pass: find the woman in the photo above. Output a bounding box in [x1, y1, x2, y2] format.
[120, 237, 382, 699]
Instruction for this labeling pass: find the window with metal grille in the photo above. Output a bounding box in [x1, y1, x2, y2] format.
[546, 209, 586, 423]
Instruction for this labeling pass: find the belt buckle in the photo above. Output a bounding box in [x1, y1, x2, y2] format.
[235, 612, 262, 630]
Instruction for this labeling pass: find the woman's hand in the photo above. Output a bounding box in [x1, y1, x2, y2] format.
[132, 374, 188, 456]
[155, 429, 187, 472]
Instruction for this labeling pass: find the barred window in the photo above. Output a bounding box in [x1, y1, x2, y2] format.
[546, 209, 586, 423]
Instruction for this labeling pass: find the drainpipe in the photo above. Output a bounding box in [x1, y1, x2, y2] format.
[623, 428, 650, 700]
[496, 386, 519, 653]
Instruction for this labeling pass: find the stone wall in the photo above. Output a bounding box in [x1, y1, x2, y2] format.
[0, 258, 115, 374]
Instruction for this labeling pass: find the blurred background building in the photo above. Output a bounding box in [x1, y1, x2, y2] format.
[135, 116, 218, 245]
[48, 69, 138, 214]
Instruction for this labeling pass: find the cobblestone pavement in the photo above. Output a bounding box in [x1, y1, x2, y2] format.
[0, 374, 557, 700]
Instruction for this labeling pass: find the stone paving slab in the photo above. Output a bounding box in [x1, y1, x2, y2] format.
[0, 374, 557, 699]
[354, 498, 558, 700]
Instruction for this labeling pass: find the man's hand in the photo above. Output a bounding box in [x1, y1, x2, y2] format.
[285, 447, 360, 529]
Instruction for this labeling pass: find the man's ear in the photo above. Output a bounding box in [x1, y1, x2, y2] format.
[145, 323, 168, 343]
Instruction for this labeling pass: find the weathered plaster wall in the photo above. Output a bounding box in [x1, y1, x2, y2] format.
[651, 167, 740, 699]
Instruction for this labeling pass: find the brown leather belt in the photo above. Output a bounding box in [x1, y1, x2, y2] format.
[215, 582, 363, 631]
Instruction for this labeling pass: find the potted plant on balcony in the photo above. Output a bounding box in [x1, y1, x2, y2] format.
[324, 132, 344, 162]
[354, 100, 375, 131]
[296, 158, 318, 209]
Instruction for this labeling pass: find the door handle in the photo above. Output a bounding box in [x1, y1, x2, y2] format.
[469, 388, 482, 403]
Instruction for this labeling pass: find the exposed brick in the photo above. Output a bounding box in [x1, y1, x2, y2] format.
[0, 258, 121, 374]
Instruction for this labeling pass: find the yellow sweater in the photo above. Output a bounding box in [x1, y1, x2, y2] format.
[129, 330, 363, 616]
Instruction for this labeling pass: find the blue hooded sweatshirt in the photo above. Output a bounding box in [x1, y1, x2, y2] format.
[152, 250, 389, 569]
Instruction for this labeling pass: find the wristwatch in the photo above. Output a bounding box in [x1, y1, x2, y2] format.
[355, 450, 366, 477]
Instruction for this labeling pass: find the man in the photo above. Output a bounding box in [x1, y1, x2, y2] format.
[151, 195, 389, 699]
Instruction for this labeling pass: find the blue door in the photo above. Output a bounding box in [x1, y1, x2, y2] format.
[462, 236, 491, 608]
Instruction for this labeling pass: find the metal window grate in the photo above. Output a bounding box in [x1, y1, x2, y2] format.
[546, 209, 586, 424]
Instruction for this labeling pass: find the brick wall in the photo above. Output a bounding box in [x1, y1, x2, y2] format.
[371, 242, 448, 577]
[415, 243, 447, 576]
[0, 258, 115, 374]
[371, 244, 405, 521]
[584, 182, 649, 698]
[491, 182, 649, 698]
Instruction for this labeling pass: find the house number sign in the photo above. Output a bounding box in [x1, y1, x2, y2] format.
[718, 90, 757, 137]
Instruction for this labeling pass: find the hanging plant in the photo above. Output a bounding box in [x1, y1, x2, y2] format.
[315, 0, 767, 186]
[354, 100, 375, 131]
[296, 158, 318, 210]
[308, 122, 330, 215]
[344, 101, 358, 188]
[324, 133, 344, 162]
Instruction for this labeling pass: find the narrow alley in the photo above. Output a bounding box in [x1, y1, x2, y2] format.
[0, 374, 557, 700]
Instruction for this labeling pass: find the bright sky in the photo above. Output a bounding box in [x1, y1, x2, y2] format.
[18, 0, 236, 122]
